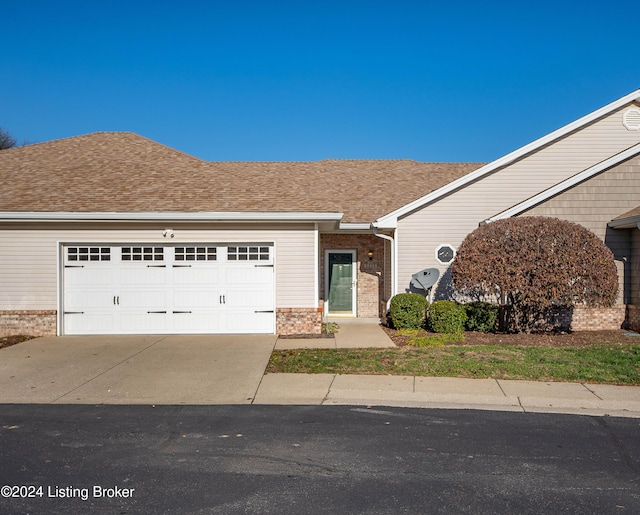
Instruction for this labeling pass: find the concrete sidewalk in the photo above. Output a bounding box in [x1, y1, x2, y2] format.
[254, 373, 640, 418]
[265, 318, 640, 418]
[275, 317, 395, 349]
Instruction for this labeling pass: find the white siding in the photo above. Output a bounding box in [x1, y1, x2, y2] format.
[0, 223, 317, 311]
[397, 104, 640, 296]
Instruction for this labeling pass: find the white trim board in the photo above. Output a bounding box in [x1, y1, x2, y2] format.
[375, 89, 640, 229]
[486, 142, 640, 222]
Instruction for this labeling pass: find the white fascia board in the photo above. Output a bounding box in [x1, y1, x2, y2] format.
[487, 142, 640, 222]
[338, 222, 375, 231]
[608, 216, 640, 230]
[375, 89, 640, 227]
[0, 211, 344, 223]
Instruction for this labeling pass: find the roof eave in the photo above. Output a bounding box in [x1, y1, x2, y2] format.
[608, 217, 640, 230]
[375, 89, 640, 227]
[0, 211, 344, 224]
[486, 142, 640, 222]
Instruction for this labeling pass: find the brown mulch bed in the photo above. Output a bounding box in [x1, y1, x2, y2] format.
[381, 326, 640, 347]
[0, 335, 35, 349]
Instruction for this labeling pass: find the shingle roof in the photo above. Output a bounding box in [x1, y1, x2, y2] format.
[0, 132, 484, 223]
[614, 205, 640, 220]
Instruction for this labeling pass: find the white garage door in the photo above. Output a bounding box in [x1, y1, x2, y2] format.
[62, 244, 275, 335]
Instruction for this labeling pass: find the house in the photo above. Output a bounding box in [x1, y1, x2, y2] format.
[1, 89, 639, 336]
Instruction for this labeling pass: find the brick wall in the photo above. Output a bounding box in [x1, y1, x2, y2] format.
[2, 309, 323, 336]
[320, 234, 387, 318]
[276, 308, 323, 335]
[569, 306, 627, 331]
[0, 311, 57, 337]
[546, 306, 627, 331]
[627, 305, 640, 332]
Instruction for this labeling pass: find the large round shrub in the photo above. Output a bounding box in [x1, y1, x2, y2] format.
[452, 217, 618, 332]
[389, 293, 429, 329]
[428, 300, 467, 334]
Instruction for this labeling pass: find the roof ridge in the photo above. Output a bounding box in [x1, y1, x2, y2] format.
[0, 131, 140, 153]
[0, 132, 208, 163]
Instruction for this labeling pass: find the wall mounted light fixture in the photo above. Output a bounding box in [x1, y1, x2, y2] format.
[367, 250, 374, 260]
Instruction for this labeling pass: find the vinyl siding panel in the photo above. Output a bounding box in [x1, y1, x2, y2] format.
[397, 104, 640, 297]
[632, 230, 640, 305]
[523, 156, 640, 304]
[0, 223, 317, 311]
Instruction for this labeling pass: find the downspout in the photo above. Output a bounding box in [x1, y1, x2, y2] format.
[371, 225, 396, 312]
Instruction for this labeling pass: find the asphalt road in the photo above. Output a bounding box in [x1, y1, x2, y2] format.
[0, 405, 638, 514]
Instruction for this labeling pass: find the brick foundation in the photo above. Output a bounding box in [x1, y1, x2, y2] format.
[0, 311, 57, 337]
[1, 309, 324, 336]
[276, 308, 323, 335]
[627, 305, 640, 332]
[544, 306, 627, 331]
[569, 306, 627, 331]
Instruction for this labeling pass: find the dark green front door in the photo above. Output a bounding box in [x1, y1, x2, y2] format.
[328, 252, 354, 314]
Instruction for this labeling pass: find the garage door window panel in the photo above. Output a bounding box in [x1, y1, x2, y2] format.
[67, 247, 111, 262]
[228, 246, 270, 261]
[122, 247, 164, 262]
[175, 247, 217, 261]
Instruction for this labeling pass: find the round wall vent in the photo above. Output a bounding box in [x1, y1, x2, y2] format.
[623, 108, 640, 131]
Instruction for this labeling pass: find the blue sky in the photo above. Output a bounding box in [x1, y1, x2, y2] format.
[2, 1, 638, 162]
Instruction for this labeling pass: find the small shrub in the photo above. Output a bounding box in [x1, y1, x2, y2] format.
[322, 322, 339, 334]
[428, 300, 467, 334]
[464, 301, 499, 333]
[389, 293, 429, 329]
[396, 329, 464, 347]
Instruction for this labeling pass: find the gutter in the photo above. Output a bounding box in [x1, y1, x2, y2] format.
[0, 211, 344, 224]
[371, 224, 396, 310]
[607, 217, 640, 230]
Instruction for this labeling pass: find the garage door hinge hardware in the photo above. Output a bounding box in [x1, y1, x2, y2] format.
[147, 311, 167, 314]
[64, 311, 84, 315]
[147, 264, 166, 268]
[254, 264, 274, 267]
[173, 311, 192, 314]
[113, 296, 120, 305]
[255, 310, 275, 313]
[219, 295, 226, 304]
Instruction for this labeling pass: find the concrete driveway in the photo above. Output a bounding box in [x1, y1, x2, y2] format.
[0, 334, 276, 404]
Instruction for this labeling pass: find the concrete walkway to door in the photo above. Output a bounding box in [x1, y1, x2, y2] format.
[0, 334, 276, 404]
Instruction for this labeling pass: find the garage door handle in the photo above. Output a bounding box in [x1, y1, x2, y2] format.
[172, 311, 192, 314]
[173, 265, 192, 268]
[147, 264, 166, 268]
[254, 264, 273, 267]
[255, 310, 274, 313]
[65, 265, 84, 268]
[64, 311, 84, 315]
[147, 311, 167, 314]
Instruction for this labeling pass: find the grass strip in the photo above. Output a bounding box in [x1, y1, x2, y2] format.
[267, 344, 640, 385]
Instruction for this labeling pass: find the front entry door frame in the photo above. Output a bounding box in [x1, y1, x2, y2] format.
[324, 249, 357, 317]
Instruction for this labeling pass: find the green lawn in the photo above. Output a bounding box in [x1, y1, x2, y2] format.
[267, 344, 640, 385]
